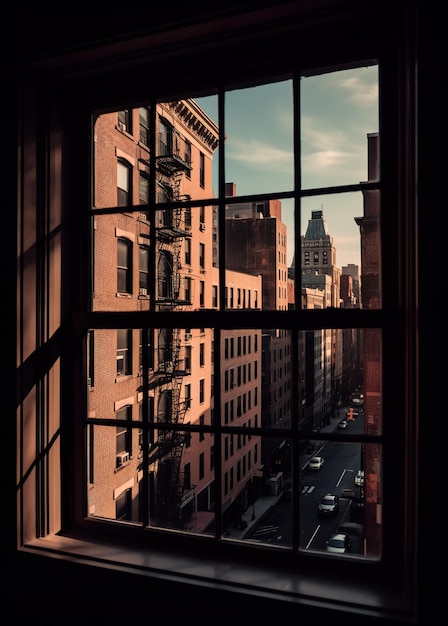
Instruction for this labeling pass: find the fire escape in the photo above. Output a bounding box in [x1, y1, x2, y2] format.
[147, 121, 194, 527]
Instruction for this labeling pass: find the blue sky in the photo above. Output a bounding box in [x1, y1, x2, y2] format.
[194, 64, 378, 268]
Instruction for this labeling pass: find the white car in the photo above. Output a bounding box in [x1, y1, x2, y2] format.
[308, 456, 324, 470]
[318, 494, 339, 515]
[354, 470, 364, 486]
[326, 533, 351, 553]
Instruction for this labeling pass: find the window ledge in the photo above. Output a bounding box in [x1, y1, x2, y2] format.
[22, 534, 416, 622]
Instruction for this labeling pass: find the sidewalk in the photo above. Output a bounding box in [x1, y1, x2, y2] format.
[225, 491, 284, 540]
[226, 412, 349, 540]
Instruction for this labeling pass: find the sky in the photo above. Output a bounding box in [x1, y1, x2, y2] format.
[194, 65, 378, 269]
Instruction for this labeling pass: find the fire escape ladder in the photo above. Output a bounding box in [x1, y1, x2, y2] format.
[152, 125, 193, 525]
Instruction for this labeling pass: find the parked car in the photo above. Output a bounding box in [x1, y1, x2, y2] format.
[337, 419, 348, 429]
[354, 470, 364, 486]
[326, 532, 351, 553]
[308, 456, 324, 470]
[318, 493, 339, 515]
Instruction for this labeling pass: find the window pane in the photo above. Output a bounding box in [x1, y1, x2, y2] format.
[297, 328, 382, 437]
[146, 429, 215, 534]
[301, 66, 379, 189]
[92, 203, 218, 311]
[225, 195, 292, 311]
[299, 442, 382, 558]
[300, 193, 381, 310]
[156, 100, 218, 203]
[88, 424, 140, 523]
[224, 80, 294, 196]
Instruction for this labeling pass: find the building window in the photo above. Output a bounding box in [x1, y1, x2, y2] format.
[185, 141, 191, 178]
[199, 280, 205, 307]
[200, 343, 205, 367]
[199, 242, 205, 268]
[184, 384, 191, 410]
[139, 106, 150, 145]
[199, 152, 205, 187]
[139, 172, 149, 205]
[117, 237, 133, 294]
[185, 237, 191, 265]
[16, 5, 423, 622]
[118, 109, 132, 133]
[117, 329, 132, 376]
[158, 251, 172, 300]
[117, 159, 132, 206]
[116, 489, 132, 520]
[185, 345, 191, 373]
[139, 245, 149, 295]
[116, 404, 132, 459]
[184, 277, 191, 303]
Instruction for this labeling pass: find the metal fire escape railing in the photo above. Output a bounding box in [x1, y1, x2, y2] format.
[155, 128, 192, 311]
[147, 126, 193, 526]
[148, 345, 192, 526]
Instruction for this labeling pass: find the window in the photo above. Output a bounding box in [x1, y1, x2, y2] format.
[199, 342, 204, 367]
[116, 489, 132, 520]
[199, 151, 205, 187]
[199, 242, 205, 269]
[117, 330, 132, 376]
[184, 276, 191, 303]
[139, 106, 150, 145]
[184, 140, 191, 178]
[117, 159, 132, 206]
[116, 405, 132, 458]
[139, 245, 150, 295]
[139, 172, 149, 205]
[185, 237, 191, 265]
[184, 383, 191, 409]
[158, 251, 172, 300]
[118, 109, 132, 133]
[117, 237, 133, 293]
[15, 4, 428, 622]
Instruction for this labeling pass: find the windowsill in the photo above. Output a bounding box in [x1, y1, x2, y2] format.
[22, 534, 416, 622]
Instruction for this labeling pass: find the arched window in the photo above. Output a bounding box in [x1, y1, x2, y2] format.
[157, 251, 172, 300]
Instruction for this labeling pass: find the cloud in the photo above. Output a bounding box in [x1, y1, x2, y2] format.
[226, 138, 293, 172]
[301, 116, 363, 178]
[302, 149, 353, 171]
[340, 74, 379, 108]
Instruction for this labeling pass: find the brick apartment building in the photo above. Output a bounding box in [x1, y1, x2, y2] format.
[89, 101, 263, 532]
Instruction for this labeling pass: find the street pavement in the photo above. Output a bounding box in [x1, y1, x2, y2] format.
[227, 410, 354, 540]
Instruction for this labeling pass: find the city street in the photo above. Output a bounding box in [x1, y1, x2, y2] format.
[243, 407, 365, 554]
